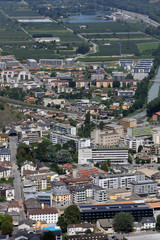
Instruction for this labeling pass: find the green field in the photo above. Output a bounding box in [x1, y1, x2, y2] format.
[64, 21, 147, 33]
[0, 1, 40, 17]
[137, 42, 160, 53]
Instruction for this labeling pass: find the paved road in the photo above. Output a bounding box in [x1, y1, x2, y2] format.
[10, 137, 25, 221]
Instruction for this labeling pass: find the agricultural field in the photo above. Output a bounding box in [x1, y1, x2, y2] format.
[64, 21, 147, 34]
[0, 1, 40, 18]
[137, 42, 160, 53]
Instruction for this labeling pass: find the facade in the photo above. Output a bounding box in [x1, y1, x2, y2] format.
[118, 90, 135, 97]
[39, 59, 63, 66]
[24, 171, 59, 191]
[37, 191, 53, 207]
[52, 122, 76, 136]
[70, 186, 87, 204]
[0, 166, 11, 178]
[78, 147, 128, 165]
[0, 148, 10, 162]
[67, 223, 94, 236]
[79, 203, 153, 221]
[52, 182, 71, 207]
[92, 172, 145, 189]
[21, 161, 36, 176]
[131, 180, 157, 196]
[27, 59, 38, 68]
[28, 208, 58, 224]
[65, 233, 107, 240]
[50, 132, 90, 149]
[142, 217, 156, 229]
[91, 127, 119, 146]
[120, 137, 144, 152]
[92, 185, 107, 202]
[120, 118, 137, 132]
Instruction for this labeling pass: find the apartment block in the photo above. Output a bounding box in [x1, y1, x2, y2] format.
[92, 172, 145, 189]
[52, 122, 76, 136]
[50, 132, 90, 149]
[91, 127, 119, 146]
[131, 180, 157, 196]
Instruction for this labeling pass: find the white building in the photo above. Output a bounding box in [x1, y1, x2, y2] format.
[28, 208, 58, 224]
[52, 122, 76, 136]
[18, 71, 31, 81]
[78, 147, 128, 165]
[153, 132, 160, 144]
[21, 160, 36, 176]
[67, 223, 94, 236]
[120, 137, 144, 152]
[50, 132, 90, 149]
[92, 172, 145, 189]
[0, 148, 10, 162]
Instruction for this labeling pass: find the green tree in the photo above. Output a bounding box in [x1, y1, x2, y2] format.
[57, 216, 67, 233]
[63, 140, 76, 154]
[113, 212, 134, 233]
[2, 126, 6, 133]
[157, 215, 160, 228]
[99, 122, 105, 130]
[101, 161, 109, 172]
[138, 145, 143, 153]
[128, 154, 133, 164]
[0, 213, 4, 228]
[41, 231, 55, 240]
[5, 214, 13, 223]
[113, 80, 120, 88]
[55, 149, 71, 163]
[76, 43, 90, 54]
[64, 205, 81, 224]
[1, 220, 13, 235]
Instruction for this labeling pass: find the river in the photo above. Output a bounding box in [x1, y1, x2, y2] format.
[131, 66, 160, 119]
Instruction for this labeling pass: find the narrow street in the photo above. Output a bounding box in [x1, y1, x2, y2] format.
[9, 137, 25, 221]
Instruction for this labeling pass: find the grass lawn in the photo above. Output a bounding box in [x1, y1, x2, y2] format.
[137, 42, 160, 53]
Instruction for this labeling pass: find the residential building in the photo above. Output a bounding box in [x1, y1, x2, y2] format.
[27, 59, 38, 68]
[79, 203, 153, 221]
[142, 217, 156, 229]
[96, 219, 113, 234]
[92, 172, 145, 189]
[18, 219, 36, 232]
[120, 137, 144, 152]
[120, 118, 137, 133]
[65, 58, 74, 66]
[28, 208, 58, 224]
[91, 74, 104, 81]
[37, 191, 53, 207]
[117, 90, 135, 97]
[21, 161, 36, 176]
[52, 181, 71, 207]
[57, 86, 73, 94]
[65, 233, 107, 240]
[51, 122, 76, 136]
[92, 185, 107, 202]
[67, 223, 94, 236]
[70, 186, 86, 204]
[0, 166, 11, 178]
[36, 37, 60, 42]
[0, 148, 10, 162]
[50, 132, 90, 149]
[39, 59, 63, 66]
[153, 132, 160, 144]
[130, 180, 157, 196]
[24, 170, 59, 191]
[91, 127, 119, 146]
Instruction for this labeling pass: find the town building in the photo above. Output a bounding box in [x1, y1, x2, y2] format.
[50, 132, 90, 149]
[70, 186, 87, 204]
[79, 203, 153, 221]
[130, 180, 157, 196]
[67, 223, 94, 236]
[0, 148, 10, 162]
[92, 172, 145, 189]
[28, 208, 58, 224]
[52, 181, 72, 207]
[78, 146, 128, 165]
[92, 185, 107, 202]
[39, 59, 63, 66]
[51, 122, 76, 136]
[37, 191, 53, 207]
[91, 127, 119, 146]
